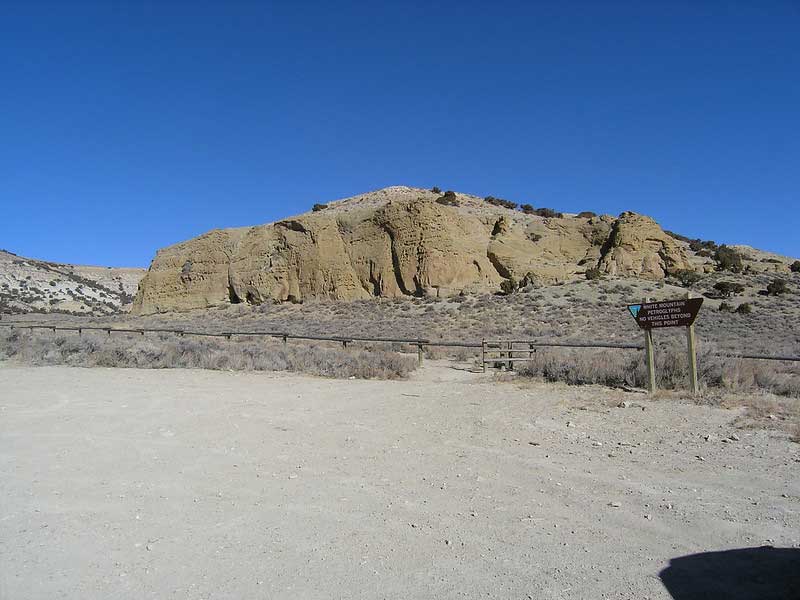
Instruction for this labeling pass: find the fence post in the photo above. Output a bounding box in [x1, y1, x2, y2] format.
[645, 330, 656, 393]
[481, 339, 486, 373]
[282, 335, 287, 346]
[417, 343, 424, 366]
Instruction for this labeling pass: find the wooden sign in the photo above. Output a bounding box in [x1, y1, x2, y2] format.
[627, 298, 703, 330]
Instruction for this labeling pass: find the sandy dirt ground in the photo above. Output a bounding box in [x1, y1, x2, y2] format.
[1, 362, 798, 599]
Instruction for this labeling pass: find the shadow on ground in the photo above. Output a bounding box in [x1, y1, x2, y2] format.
[660, 546, 800, 600]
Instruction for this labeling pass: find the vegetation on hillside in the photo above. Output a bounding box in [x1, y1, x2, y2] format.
[435, 190, 459, 206]
[0, 330, 417, 380]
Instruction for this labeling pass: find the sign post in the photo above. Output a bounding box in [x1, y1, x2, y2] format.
[645, 323, 656, 393]
[627, 296, 704, 394]
[685, 293, 699, 394]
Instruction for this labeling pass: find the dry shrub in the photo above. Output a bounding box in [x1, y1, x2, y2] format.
[515, 339, 800, 398]
[721, 391, 800, 440]
[0, 330, 416, 380]
[515, 348, 646, 388]
[699, 351, 800, 398]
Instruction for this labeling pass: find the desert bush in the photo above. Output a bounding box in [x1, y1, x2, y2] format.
[520, 204, 535, 214]
[714, 245, 744, 272]
[674, 269, 702, 287]
[585, 267, 602, 281]
[500, 277, 518, 295]
[766, 278, 788, 295]
[431, 186, 441, 194]
[436, 191, 459, 206]
[790, 260, 800, 273]
[665, 230, 690, 242]
[517, 272, 539, 290]
[689, 239, 718, 253]
[719, 302, 733, 312]
[577, 211, 597, 218]
[516, 348, 646, 388]
[0, 331, 417, 380]
[708, 356, 800, 398]
[312, 203, 328, 212]
[527, 232, 542, 243]
[485, 196, 518, 210]
[735, 303, 752, 314]
[714, 281, 745, 297]
[534, 207, 562, 218]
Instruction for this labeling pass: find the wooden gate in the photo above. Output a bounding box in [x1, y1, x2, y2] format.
[481, 340, 539, 372]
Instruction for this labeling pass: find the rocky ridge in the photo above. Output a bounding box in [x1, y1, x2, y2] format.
[0, 250, 144, 315]
[132, 186, 708, 314]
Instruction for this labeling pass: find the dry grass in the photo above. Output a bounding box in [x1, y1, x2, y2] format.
[514, 339, 800, 398]
[424, 344, 480, 362]
[722, 392, 800, 441]
[515, 348, 646, 388]
[0, 330, 417, 380]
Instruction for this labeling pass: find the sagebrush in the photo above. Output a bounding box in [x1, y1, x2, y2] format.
[0, 330, 417, 380]
[515, 339, 800, 398]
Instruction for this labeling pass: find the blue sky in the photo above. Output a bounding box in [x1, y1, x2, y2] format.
[1, 1, 798, 266]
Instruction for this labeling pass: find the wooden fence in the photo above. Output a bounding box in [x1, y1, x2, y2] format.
[0, 321, 798, 370]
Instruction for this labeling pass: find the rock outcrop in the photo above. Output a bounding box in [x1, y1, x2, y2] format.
[597, 212, 692, 279]
[132, 187, 692, 314]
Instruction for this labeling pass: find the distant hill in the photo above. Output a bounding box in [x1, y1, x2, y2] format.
[0, 250, 145, 315]
[132, 186, 798, 315]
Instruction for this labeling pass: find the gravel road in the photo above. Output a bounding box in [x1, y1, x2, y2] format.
[1, 363, 798, 599]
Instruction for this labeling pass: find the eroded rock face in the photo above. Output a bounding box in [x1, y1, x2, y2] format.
[132, 189, 691, 314]
[597, 212, 691, 279]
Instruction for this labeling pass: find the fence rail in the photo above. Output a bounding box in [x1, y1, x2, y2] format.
[0, 320, 798, 364]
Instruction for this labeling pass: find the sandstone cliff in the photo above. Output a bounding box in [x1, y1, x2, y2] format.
[132, 187, 692, 314]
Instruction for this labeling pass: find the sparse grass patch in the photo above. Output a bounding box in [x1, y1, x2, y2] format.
[424, 344, 479, 362]
[722, 391, 800, 440]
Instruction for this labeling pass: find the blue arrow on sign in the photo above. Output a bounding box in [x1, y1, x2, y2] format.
[628, 304, 642, 318]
